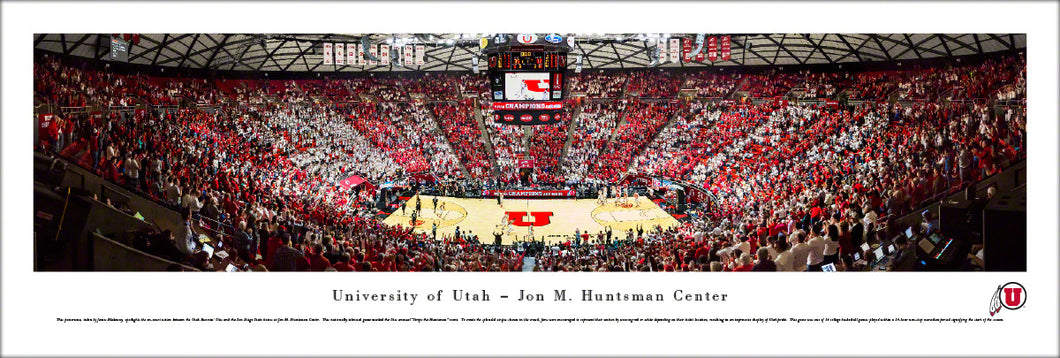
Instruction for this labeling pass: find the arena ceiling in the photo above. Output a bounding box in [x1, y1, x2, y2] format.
[35, 33, 1025, 73]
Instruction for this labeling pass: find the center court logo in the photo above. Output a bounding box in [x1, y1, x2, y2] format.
[506, 211, 553, 227]
[989, 282, 1026, 316]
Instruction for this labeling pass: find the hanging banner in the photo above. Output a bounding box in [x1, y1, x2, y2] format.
[368, 45, 378, 65]
[334, 43, 345, 65]
[379, 44, 390, 65]
[669, 38, 680, 63]
[415, 44, 425, 65]
[695, 36, 706, 62]
[657, 38, 667, 64]
[720, 35, 731, 61]
[682, 38, 692, 62]
[404, 45, 414, 65]
[347, 43, 357, 66]
[707, 36, 718, 62]
[323, 43, 333, 65]
[357, 44, 365, 67]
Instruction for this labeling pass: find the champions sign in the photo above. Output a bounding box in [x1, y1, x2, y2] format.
[491, 101, 563, 111]
[482, 190, 576, 198]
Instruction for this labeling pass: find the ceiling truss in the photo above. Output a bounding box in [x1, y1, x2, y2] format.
[34, 33, 1024, 73]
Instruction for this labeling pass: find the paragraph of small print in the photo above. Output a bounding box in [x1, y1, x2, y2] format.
[56, 316, 1004, 325]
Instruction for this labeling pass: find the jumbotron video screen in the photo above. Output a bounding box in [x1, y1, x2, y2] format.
[486, 34, 570, 125]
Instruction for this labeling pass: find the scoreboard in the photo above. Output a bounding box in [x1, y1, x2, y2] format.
[488, 51, 566, 102]
[484, 34, 571, 125]
[489, 51, 566, 71]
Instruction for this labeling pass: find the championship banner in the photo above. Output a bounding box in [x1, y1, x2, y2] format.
[481, 190, 576, 198]
[357, 44, 365, 67]
[720, 35, 731, 61]
[669, 38, 680, 63]
[657, 38, 667, 64]
[707, 37, 718, 62]
[368, 45, 378, 65]
[695, 38, 706, 62]
[404, 45, 414, 65]
[380, 44, 390, 65]
[414, 44, 425, 65]
[682, 38, 692, 62]
[323, 43, 333, 65]
[347, 43, 357, 66]
[335, 43, 345, 65]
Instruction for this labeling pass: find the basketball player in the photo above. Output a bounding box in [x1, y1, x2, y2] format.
[597, 189, 606, 205]
[498, 192, 505, 207]
[528, 223, 534, 242]
[437, 202, 447, 218]
[432, 196, 438, 211]
[633, 191, 640, 206]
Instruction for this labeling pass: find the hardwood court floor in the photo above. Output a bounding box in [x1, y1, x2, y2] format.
[382, 195, 679, 244]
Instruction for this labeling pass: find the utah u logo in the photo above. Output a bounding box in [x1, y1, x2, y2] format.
[1003, 286, 1024, 308]
[989, 282, 1027, 316]
[506, 211, 553, 227]
[522, 79, 550, 93]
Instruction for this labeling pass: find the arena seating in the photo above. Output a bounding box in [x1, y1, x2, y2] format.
[570, 72, 628, 98]
[590, 100, 681, 181]
[35, 51, 1026, 271]
[560, 100, 623, 183]
[431, 100, 492, 179]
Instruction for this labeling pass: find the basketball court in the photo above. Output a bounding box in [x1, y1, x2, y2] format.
[382, 195, 680, 244]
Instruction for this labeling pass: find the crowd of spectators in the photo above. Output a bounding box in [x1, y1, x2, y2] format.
[431, 100, 492, 179]
[738, 72, 803, 98]
[560, 100, 623, 183]
[403, 73, 463, 101]
[626, 70, 682, 98]
[590, 100, 681, 181]
[35, 55, 160, 108]
[569, 72, 628, 98]
[682, 72, 739, 98]
[483, 105, 526, 182]
[618, 99, 1024, 271]
[36, 51, 1026, 272]
[841, 71, 898, 100]
[525, 112, 572, 184]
